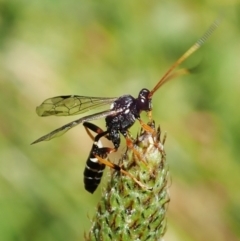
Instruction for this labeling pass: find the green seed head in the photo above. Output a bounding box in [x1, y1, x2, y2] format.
[86, 122, 169, 241]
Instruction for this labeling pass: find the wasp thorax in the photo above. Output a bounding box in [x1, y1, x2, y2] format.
[137, 88, 152, 112]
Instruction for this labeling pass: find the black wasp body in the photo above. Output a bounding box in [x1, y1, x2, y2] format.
[106, 89, 151, 148]
[32, 89, 152, 193]
[83, 89, 151, 193]
[32, 20, 219, 193]
[83, 138, 107, 193]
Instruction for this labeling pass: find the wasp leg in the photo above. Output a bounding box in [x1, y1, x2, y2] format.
[147, 110, 153, 122]
[124, 135, 148, 166]
[138, 118, 155, 134]
[83, 122, 110, 141]
[95, 155, 151, 190]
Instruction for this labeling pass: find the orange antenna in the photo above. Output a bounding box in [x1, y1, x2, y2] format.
[148, 19, 221, 98]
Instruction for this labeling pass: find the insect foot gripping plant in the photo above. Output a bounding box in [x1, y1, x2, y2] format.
[85, 121, 169, 241]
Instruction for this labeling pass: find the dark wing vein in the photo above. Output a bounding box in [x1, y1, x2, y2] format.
[36, 95, 117, 117]
[31, 109, 121, 144]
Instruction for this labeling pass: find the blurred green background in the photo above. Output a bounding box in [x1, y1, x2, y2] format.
[1, 0, 240, 240]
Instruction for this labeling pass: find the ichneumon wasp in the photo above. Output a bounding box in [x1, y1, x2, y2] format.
[32, 20, 219, 193]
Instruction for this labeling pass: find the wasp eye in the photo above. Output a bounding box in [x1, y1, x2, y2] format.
[138, 88, 151, 111]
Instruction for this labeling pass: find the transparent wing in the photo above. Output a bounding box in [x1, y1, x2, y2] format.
[36, 95, 118, 117]
[32, 109, 122, 144]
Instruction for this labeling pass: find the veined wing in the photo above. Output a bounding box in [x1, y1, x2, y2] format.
[36, 95, 117, 116]
[32, 109, 122, 144]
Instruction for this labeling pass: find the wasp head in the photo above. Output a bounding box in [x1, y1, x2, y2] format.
[137, 88, 152, 112]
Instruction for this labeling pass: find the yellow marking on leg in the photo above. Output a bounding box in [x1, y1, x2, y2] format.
[95, 155, 116, 168]
[95, 155, 151, 191]
[125, 136, 147, 166]
[147, 110, 152, 122]
[120, 169, 151, 190]
[139, 119, 155, 134]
